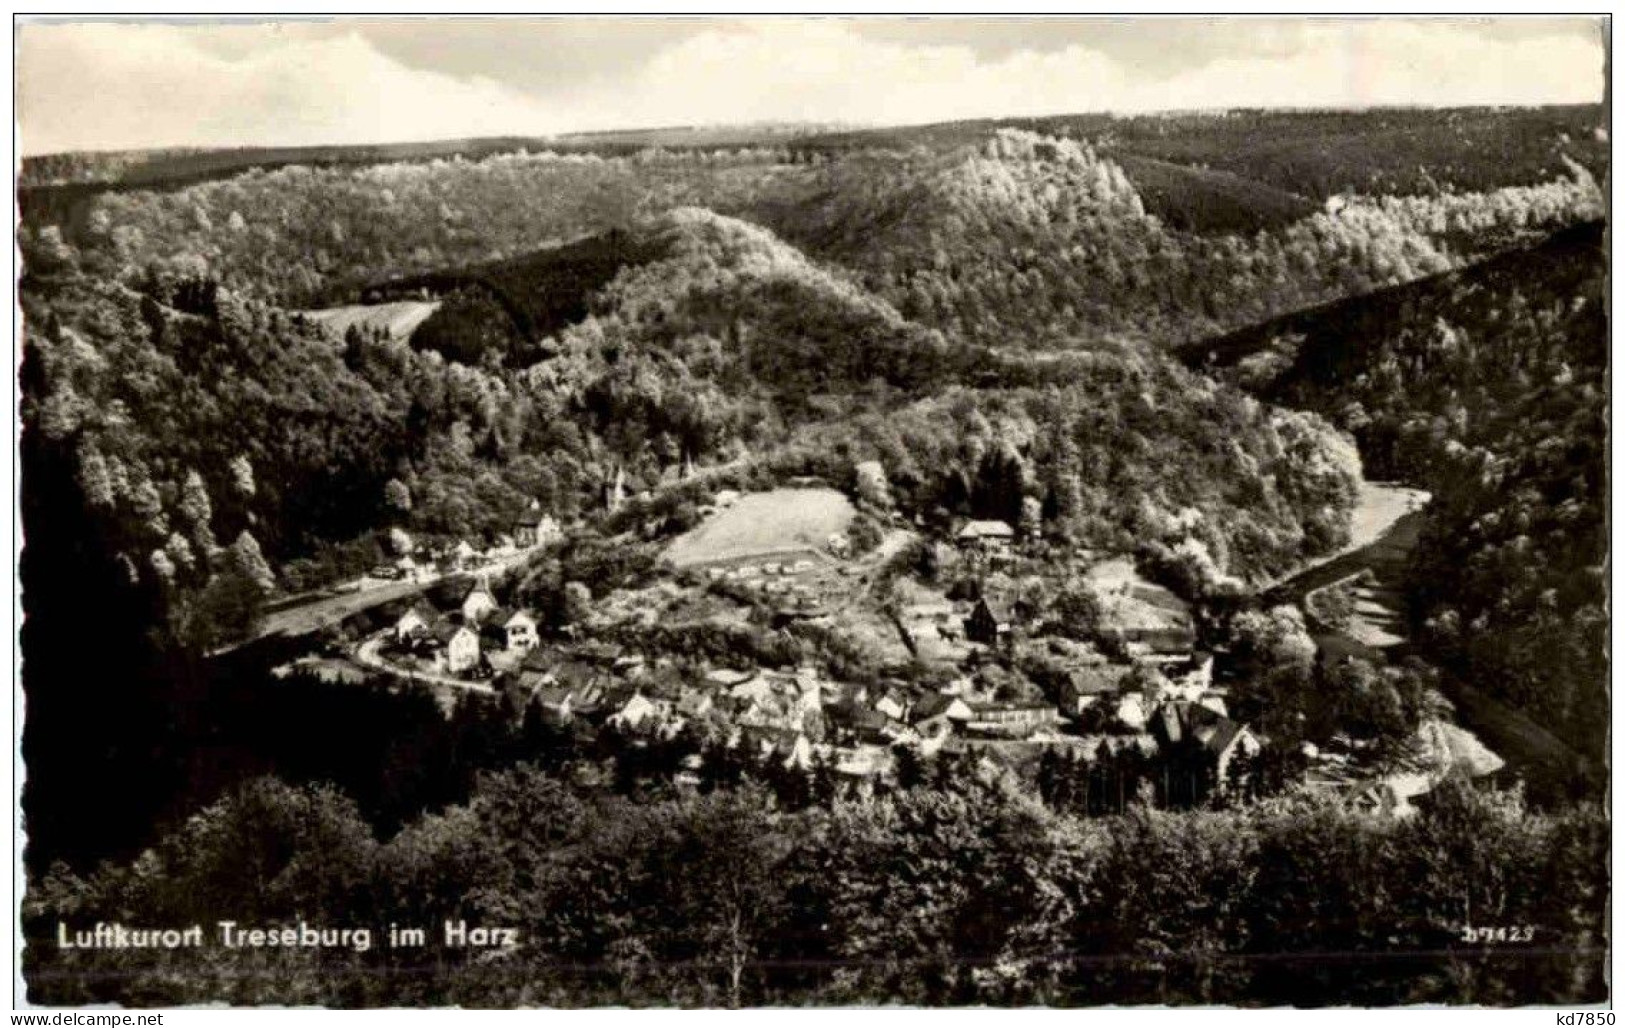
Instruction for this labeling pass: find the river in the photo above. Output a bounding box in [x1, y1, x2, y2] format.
[1264, 479, 1581, 791]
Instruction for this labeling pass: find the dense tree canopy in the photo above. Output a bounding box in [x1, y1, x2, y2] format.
[22, 767, 1607, 1007]
[1194, 222, 1608, 768]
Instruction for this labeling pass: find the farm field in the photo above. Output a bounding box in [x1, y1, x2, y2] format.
[302, 300, 441, 340]
[663, 487, 855, 568]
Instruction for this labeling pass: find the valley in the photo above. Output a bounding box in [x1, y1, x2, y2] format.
[17, 99, 1609, 1008]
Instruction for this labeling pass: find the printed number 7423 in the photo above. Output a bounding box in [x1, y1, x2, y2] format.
[1461, 925, 1535, 943]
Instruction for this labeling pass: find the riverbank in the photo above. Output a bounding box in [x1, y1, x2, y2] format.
[1267, 478, 1585, 800]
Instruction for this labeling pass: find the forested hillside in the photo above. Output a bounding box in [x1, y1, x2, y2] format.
[23, 109, 1604, 350]
[773, 128, 1600, 348]
[17, 107, 1611, 1005]
[20, 180, 1368, 872]
[18, 208, 929, 638]
[23, 147, 817, 307]
[24, 768, 1607, 1006]
[791, 106, 1609, 201]
[1186, 222, 1608, 766]
[22, 199, 1358, 641]
[771, 362, 1359, 588]
[367, 229, 670, 367]
[20, 279, 400, 643]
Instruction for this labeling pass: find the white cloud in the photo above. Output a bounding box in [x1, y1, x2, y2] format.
[1142, 20, 1606, 112]
[16, 18, 1607, 155]
[17, 22, 564, 154]
[565, 21, 1128, 129]
[589, 19, 1604, 127]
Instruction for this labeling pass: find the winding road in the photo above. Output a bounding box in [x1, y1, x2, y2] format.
[226, 549, 539, 654]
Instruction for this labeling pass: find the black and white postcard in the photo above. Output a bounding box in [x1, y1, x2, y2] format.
[12, 14, 1611, 1010]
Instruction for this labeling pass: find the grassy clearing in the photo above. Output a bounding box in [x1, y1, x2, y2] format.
[664, 488, 855, 568]
[303, 300, 441, 340]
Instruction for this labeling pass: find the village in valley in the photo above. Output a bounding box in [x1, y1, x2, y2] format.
[269, 458, 1488, 813]
[19, 16, 1608, 1003]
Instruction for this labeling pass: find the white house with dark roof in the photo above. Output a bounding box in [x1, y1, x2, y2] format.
[1149, 700, 1262, 783]
[608, 692, 675, 732]
[514, 507, 553, 548]
[955, 519, 1016, 556]
[1115, 691, 1150, 730]
[964, 597, 1015, 647]
[481, 607, 538, 652]
[393, 600, 439, 641]
[1165, 652, 1215, 698]
[459, 579, 499, 623]
[910, 694, 974, 736]
[429, 622, 480, 675]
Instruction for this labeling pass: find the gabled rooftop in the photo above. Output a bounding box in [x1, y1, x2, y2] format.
[957, 519, 1016, 540]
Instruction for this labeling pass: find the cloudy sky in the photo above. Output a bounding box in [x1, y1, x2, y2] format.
[16, 16, 1609, 155]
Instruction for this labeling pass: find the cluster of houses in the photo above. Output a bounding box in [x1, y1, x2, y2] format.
[900, 517, 1264, 781]
[478, 623, 1262, 790]
[371, 511, 564, 584]
[496, 650, 914, 789]
[1039, 647, 1259, 782]
[302, 472, 1519, 817]
[385, 578, 540, 677]
[359, 502, 1261, 793]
